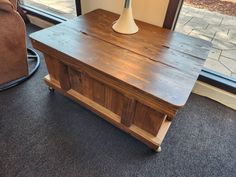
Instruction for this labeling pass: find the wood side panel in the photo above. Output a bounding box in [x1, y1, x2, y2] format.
[105, 87, 113, 110]
[91, 78, 106, 107]
[121, 97, 136, 127]
[81, 73, 106, 107]
[58, 62, 71, 91]
[81, 72, 92, 98]
[44, 75, 168, 150]
[134, 102, 167, 136]
[44, 54, 60, 81]
[105, 87, 128, 118]
[69, 68, 83, 93]
[44, 54, 56, 80]
[110, 89, 126, 116]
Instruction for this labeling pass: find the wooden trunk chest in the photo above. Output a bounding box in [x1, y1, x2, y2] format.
[30, 9, 211, 151]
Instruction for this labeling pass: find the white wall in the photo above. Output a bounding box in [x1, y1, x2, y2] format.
[81, 0, 170, 27]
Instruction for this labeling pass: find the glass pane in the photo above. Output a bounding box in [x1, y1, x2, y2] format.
[20, 0, 76, 19]
[175, 0, 236, 80]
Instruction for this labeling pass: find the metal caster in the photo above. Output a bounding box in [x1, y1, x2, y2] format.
[155, 146, 161, 153]
[48, 87, 55, 92]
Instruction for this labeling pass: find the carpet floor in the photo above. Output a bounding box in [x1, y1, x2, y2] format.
[0, 24, 235, 177]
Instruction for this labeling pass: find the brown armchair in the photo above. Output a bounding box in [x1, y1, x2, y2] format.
[0, 0, 28, 85]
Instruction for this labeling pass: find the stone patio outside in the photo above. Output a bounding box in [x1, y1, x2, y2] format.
[176, 4, 236, 80]
[21, 0, 76, 19]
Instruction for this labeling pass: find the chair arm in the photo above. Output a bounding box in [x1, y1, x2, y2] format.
[9, 0, 17, 9]
[0, 0, 14, 12]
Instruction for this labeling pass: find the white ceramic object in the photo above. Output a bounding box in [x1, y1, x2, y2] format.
[112, 0, 139, 34]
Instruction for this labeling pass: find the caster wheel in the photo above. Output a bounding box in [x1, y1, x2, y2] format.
[48, 87, 55, 92]
[155, 146, 161, 153]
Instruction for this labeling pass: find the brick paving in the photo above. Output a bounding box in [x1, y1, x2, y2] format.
[176, 4, 236, 79]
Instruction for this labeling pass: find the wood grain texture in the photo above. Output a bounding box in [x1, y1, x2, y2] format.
[121, 97, 136, 127]
[30, 9, 211, 108]
[30, 9, 211, 150]
[68, 68, 83, 93]
[58, 63, 70, 91]
[44, 75, 168, 149]
[133, 102, 167, 136]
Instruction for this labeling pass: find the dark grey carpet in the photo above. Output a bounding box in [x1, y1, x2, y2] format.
[0, 24, 236, 177]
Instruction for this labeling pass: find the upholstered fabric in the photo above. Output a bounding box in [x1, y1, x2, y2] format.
[9, 0, 17, 9]
[0, 0, 14, 12]
[0, 0, 28, 84]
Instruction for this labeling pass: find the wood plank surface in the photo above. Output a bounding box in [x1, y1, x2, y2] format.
[30, 9, 211, 108]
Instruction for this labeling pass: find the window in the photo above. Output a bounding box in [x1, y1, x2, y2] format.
[20, 0, 77, 19]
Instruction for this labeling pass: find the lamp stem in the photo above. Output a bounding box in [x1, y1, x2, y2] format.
[124, 0, 131, 8]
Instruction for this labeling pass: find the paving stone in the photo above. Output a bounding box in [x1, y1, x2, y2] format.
[185, 20, 208, 30]
[204, 16, 223, 25]
[194, 8, 223, 20]
[221, 50, 236, 60]
[177, 15, 192, 25]
[191, 29, 215, 38]
[214, 31, 229, 40]
[182, 5, 193, 12]
[219, 24, 236, 31]
[212, 39, 236, 50]
[203, 11, 224, 19]
[207, 48, 222, 60]
[188, 17, 207, 24]
[187, 17, 210, 28]
[222, 14, 236, 21]
[206, 24, 229, 33]
[180, 6, 189, 14]
[229, 30, 236, 39]
[175, 24, 193, 35]
[189, 31, 212, 41]
[221, 18, 236, 27]
[185, 10, 205, 18]
[220, 56, 236, 73]
[185, 6, 206, 16]
[214, 32, 236, 45]
[204, 58, 232, 76]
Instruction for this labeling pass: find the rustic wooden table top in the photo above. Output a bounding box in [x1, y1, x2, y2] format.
[30, 9, 211, 108]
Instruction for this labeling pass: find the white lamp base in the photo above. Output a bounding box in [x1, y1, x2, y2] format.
[112, 7, 139, 34]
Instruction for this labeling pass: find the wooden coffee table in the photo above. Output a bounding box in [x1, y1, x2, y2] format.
[30, 9, 211, 152]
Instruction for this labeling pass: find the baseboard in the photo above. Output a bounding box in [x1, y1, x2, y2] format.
[27, 14, 54, 28]
[193, 81, 236, 110]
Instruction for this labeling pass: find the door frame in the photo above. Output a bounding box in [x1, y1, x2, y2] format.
[163, 0, 184, 30]
[76, 0, 82, 16]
